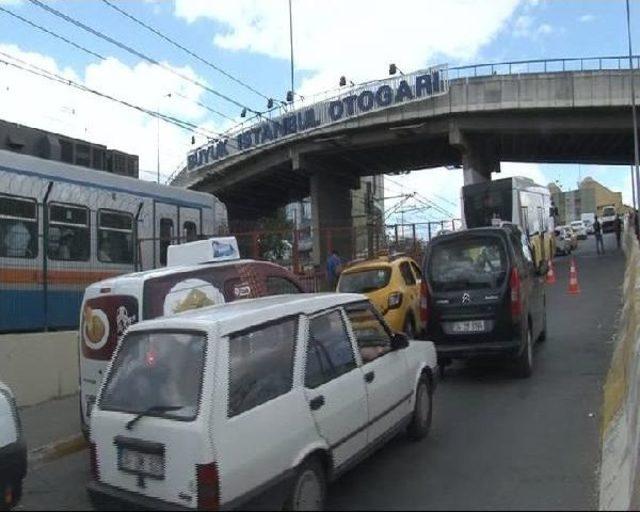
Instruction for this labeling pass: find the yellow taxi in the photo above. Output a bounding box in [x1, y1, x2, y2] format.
[337, 253, 424, 337]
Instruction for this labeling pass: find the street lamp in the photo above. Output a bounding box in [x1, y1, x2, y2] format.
[389, 63, 404, 76]
[157, 92, 171, 184]
[339, 76, 355, 87]
[626, 0, 640, 212]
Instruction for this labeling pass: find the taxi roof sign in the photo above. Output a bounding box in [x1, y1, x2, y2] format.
[166, 237, 240, 267]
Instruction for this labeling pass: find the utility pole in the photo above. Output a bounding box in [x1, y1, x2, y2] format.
[288, 0, 295, 105]
[626, 0, 640, 211]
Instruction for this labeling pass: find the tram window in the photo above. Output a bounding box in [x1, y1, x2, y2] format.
[98, 210, 133, 264]
[160, 218, 174, 266]
[48, 203, 89, 261]
[183, 221, 197, 243]
[0, 194, 38, 259]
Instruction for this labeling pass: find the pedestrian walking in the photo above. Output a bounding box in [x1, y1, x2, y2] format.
[326, 249, 343, 291]
[614, 215, 623, 249]
[594, 216, 605, 255]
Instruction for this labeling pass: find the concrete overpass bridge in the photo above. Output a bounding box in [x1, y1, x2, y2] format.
[172, 56, 640, 260]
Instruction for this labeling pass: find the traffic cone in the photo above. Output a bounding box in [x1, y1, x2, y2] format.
[567, 258, 581, 295]
[546, 260, 556, 285]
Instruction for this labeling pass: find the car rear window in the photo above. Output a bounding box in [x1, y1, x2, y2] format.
[338, 268, 391, 293]
[100, 330, 206, 421]
[428, 236, 508, 292]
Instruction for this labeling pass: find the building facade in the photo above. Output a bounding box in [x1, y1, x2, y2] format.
[0, 119, 139, 178]
[548, 177, 628, 225]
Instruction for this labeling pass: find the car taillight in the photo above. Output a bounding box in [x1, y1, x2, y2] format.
[89, 442, 99, 481]
[197, 462, 220, 511]
[388, 292, 403, 310]
[420, 280, 429, 325]
[510, 267, 522, 320]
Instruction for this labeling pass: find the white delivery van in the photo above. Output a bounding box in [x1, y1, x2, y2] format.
[79, 238, 305, 436]
[87, 294, 438, 511]
[0, 381, 26, 510]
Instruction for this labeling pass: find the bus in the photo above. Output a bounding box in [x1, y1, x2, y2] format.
[461, 176, 555, 270]
[0, 149, 226, 332]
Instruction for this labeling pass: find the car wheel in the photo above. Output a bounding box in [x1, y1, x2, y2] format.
[407, 377, 433, 441]
[284, 457, 326, 512]
[515, 325, 534, 378]
[404, 316, 416, 339]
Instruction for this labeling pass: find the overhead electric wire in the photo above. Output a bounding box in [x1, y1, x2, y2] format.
[99, 0, 271, 103]
[27, 0, 256, 114]
[0, 51, 226, 142]
[0, 5, 106, 60]
[0, 6, 238, 127]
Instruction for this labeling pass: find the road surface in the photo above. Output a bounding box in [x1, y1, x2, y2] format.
[17, 233, 625, 511]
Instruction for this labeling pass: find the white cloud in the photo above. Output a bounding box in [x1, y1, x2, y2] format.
[579, 14, 595, 23]
[0, 44, 219, 182]
[174, 0, 523, 95]
[536, 23, 553, 35]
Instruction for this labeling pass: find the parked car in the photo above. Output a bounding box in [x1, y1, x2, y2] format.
[422, 225, 547, 378]
[0, 381, 26, 511]
[554, 227, 573, 256]
[79, 237, 305, 437]
[570, 221, 588, 240]
[87, 294, 438, 511]
[337, 254, 424, 337]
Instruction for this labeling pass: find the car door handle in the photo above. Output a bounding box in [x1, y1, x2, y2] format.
[365, 371, 375, 383]
[310, 396, 325, 411]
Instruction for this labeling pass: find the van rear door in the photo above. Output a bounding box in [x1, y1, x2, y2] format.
[425, 233, 512, 341]
[79, 290, 139, 429]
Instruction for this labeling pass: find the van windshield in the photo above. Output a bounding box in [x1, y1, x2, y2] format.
[338, 268, 391, 293]
[428, 236, 508, 292]
[100, 331, 206, 420]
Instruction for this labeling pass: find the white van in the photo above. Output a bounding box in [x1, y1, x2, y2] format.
[0, 381, 26, 510]
[87, 294, 438, 511]
[78, 238, 305, 435]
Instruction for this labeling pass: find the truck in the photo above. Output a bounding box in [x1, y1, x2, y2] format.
[600, 205, 618, 233]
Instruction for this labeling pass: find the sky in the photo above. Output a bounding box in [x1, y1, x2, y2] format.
[0, 0, 638, 224]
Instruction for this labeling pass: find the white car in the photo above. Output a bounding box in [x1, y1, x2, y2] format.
[87, 294, 438, 511]
[570, 221, 588, 240]
[0, 381, 27, 510]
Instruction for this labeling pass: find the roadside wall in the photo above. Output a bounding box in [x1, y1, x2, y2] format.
[599, 224, 640, 510]
[0, 331, 78, 407]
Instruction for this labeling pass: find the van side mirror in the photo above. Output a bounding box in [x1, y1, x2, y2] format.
[391, 332, 410, 350]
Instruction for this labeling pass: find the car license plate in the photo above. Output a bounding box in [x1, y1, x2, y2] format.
[118, 448, 165, 479]
[451, 320, 486, 333]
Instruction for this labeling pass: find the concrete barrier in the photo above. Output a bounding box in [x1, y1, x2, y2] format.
[600, 224, 640, 510]
[0, 331, 78, 407]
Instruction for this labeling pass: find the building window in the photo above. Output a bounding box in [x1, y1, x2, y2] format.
[98, 210, 133, 264]
[0, 194, 38, 259]
[48, 203, 90, 261]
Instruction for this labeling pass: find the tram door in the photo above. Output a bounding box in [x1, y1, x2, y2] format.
[179, 206, 202, 243]
[155, 202, 178, 268]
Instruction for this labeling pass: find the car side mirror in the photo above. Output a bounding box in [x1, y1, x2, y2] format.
[391, 332, 410, 351]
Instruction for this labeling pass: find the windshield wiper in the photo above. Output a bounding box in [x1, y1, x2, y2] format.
[125, 405, 184, 430]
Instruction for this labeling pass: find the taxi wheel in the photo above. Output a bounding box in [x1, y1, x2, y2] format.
[515, 326, 534, 379]
[407, 377, 432, 441]
[284, 457, 327, 512]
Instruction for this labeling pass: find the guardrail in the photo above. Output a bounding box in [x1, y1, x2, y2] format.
[599, 221, 640, 510]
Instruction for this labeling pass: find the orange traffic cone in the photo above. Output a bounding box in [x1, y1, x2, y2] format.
[546, 260, 556, 285]
[568, 258, 581, 295]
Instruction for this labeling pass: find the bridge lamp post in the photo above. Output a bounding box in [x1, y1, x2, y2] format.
[339, 76, 355, 87]
[626, 0, 640, 211]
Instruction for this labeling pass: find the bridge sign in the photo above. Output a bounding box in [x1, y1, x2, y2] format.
[187, 64, 449, 174]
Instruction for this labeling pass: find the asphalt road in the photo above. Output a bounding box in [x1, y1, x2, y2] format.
[17, 233, 625, 511]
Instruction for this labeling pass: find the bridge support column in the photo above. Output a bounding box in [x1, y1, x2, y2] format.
[310, 171, 356, 269]
[450, 128, 500, 185]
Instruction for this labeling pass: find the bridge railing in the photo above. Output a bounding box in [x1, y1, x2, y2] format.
[448, 55, 640, 80]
